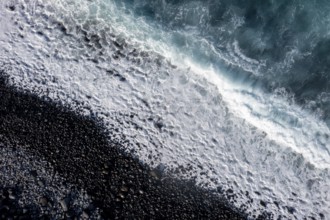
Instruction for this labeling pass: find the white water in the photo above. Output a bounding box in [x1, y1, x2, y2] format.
[0, 0, 329, 219]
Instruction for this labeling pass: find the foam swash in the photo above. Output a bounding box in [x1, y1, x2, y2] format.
[0, 0, 329, 219]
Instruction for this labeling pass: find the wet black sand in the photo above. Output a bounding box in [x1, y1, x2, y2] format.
[0, 72, 246, 219]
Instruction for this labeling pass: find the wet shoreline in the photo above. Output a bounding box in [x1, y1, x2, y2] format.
[0, 73, 247, 219]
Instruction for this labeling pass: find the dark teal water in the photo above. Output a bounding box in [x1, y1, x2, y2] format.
[114, 0, 330, 125]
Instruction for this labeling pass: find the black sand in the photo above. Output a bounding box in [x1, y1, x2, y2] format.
[0, 72, 246, 219]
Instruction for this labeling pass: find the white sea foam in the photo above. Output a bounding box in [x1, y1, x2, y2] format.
[0, 0, 329, 219]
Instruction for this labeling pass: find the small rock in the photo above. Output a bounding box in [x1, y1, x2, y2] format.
[7, 189, 13, 195]
[150, 171, 158, 179]
[39, 197, 48, 206]
[81, 211, 89, 219]
[8, 5, 15, 11]
[120, 186, 128, 192]
[8, 194, 16, 200]
[66, 211, 74, 218]
[59, 199, 68, 212]
[38, 180, 45, 187]
[118, 193, 125, 199]
[1, 205, 9, 211]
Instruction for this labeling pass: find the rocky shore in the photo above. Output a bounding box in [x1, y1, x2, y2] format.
[0, 73, 246, 219]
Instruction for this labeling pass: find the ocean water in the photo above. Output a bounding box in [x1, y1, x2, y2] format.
[0, 0, 329, 219]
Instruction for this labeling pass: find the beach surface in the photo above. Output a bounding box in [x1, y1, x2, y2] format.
[0, 73, 247, 219]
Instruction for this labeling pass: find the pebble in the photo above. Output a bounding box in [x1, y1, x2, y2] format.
[8, 194, 16, 200]
[81, 211, 89, 219]
[39, 197, 48, 206]
[118, 193, 125, 199]
[59, 199, 69, 212]
[38, 180, 45, 187]
[120, 186, 128, 192]
[150, 171, 158, 179]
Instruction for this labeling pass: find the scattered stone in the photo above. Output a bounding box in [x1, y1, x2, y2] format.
[150, 171, 158, 179]
[287, 206, 296, 214]
[120, 186, 128, 192]
[81, 211, 89, 219]
[38, 180, 45, 187]
[118, 193, 125, 199]
[39, 197, 48, 206]
[260, 200, 267, 207]
[59, 199, 68, 212]
[8, 5, 15, 11]
[8, 194, 16, 200]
